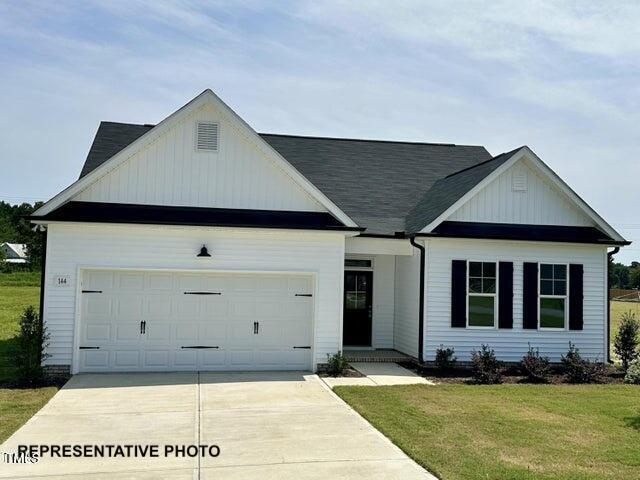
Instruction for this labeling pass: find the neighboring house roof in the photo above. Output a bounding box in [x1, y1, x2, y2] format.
[33, 201, 363, 232]
[76, 122, 493, 235]
[1, 242, 28, 262]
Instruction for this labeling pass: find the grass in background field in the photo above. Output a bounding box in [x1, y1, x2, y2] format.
[0, 271, 41, 287]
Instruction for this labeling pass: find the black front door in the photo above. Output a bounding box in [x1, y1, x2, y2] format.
[343, 271, 373, 347]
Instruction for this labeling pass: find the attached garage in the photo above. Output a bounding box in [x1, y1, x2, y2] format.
[77, 269, 314, 372]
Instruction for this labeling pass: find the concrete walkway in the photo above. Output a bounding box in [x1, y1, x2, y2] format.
[0, 372, 435, 479]
[323, 362, 434, 387]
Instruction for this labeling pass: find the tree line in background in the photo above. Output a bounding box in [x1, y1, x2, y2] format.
[0, 201, 44, 270]
[1, 200, 639, 285]
[610, 261, 640, 290]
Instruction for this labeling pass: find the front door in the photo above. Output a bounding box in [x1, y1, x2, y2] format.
[343, 271, 373, 347]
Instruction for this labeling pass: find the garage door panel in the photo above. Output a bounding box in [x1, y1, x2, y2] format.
[79, 270, 313, 372]
[85, 324, 111, 342]
[118, 273, 145, 290]
[113, 350, 140, 368]
[116, 297, 143, 317]
[115, 323, 141, 341]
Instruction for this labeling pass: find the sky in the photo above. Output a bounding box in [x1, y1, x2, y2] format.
[0, 0, 638, 264]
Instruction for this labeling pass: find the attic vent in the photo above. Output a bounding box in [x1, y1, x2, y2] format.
[196, 122, 219, 151]
[512, 171, 527, 192]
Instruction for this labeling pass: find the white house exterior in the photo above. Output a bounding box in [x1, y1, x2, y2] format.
[31, 90, 628, 375]
[1, 243, 28, 264]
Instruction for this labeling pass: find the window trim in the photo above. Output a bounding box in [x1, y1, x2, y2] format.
[466, 260, 499, 329]
[344, 258, 373, 271]
[537, 262, 569, 331]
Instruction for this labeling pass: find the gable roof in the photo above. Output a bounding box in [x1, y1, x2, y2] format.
[1, 243, 28, 259]
[74, 125, 492, 235]
[33, 90, 357, 228]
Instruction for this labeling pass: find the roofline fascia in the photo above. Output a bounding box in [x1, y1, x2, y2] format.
[413, 231, 630, 247]
[27, 218, 364, 234]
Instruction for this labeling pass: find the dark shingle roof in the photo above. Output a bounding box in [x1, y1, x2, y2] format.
[78, 123, 516, 234]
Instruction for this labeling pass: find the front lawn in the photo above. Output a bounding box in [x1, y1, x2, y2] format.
[335, 384, 640, 480]
[0, 274, 59, 443]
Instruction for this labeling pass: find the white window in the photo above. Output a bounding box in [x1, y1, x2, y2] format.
[467, 261, 497, 328]
[538, 263, 568, 329]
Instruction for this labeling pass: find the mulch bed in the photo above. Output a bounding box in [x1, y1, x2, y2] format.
[318, 365, 365, 378]
[398, 361, 626, 385]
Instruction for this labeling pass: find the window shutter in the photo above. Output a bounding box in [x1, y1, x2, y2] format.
[569, 264, 584, 330]
[523, 262, 538, 329]
[498, 262, 513, 329]
[451, 260, 467, 328]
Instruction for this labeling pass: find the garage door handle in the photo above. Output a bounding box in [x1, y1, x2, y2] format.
[295, 293, 312, 297]
[293, 346, 311, 349]
[79, 346, 100, 350]
[82, 290, 103, 294]
[183, 291, 222, 295]
[181, 346, 219, 349]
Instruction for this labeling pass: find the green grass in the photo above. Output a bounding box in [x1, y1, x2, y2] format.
[0, 274, 59, 443]
[335, 384, 640, 480]
[0, 271, 41, 287]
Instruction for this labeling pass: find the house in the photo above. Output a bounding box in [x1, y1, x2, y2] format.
[1, 242, 28, 264]
[30, 90, 629, 375]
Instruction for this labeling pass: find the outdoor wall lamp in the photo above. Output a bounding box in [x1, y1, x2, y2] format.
[197, 245, 211, 257]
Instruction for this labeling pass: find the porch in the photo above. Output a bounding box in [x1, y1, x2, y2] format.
[342, 236, 421, 361]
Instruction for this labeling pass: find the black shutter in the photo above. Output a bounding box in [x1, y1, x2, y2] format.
[451, 260, 467, 328]
[569, 264, 584, 330]
[498, 262, 513, 329]
[523, 262, 538, 329]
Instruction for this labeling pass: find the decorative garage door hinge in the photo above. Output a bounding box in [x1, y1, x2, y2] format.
[81, 290, 103, 293]
[180, 345, 220, 349]
[295, 293, 312, 297]
[293, 346, 311, 349]
[79, 346, 100, 350]
[183, 291, 222, 295]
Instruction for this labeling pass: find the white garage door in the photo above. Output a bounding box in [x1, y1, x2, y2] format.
[78, 270, 314, 372]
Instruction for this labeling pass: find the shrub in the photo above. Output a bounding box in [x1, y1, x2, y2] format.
[435, 345, 457, 371]
[520, 345, 551, 383]
[625, 358, 640, 385]
[470, 344, 502, 384]
[560, 342, 604, 384]
[10, 305, 50, 385]
[326, 351, 349, 376]
[614, 311, 640, 372]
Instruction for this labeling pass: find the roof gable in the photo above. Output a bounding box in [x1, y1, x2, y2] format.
[34, 90, 357, 227]
[418, 147, 626, 242]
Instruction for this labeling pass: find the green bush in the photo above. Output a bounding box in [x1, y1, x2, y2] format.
[470, 345, 502, 384]
[435, 345, 457, 371]
[614, 311, 639, 372]
[10, 305, 49, 385]
[521, 345, 551, 383]
[326, 351, 349, 376]
[625, 358, 640, 385]
[561, 342, 604, 384]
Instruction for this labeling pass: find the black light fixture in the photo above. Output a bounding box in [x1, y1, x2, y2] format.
[197, 245, 211, 257]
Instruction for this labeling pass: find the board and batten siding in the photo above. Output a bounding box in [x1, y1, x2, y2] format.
[43, 223, 346, 371]
[393, 248, 420, 357]
[424, 238, 607, 362]
[76, 103, 324, 213]
[448, 160, 593, 226]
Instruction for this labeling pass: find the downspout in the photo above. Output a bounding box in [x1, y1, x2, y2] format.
[38, 226, 48, 366]
[606, 247, 620, 364]
[409, 236, 425, 364]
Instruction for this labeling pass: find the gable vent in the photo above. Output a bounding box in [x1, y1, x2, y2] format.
[512, 171, 527, 192]
[196, 122, 219, 151]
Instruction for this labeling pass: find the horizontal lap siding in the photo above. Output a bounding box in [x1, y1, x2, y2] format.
[425, 238, 606, 362]
[43, 223, 345, 369]
[393, 249, 420, 357]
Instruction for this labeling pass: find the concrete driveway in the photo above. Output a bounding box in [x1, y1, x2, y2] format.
[1, 372, 434, 479]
